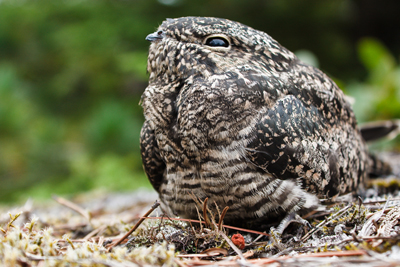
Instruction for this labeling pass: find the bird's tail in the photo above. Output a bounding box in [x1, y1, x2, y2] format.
[359, 120, 400, 142]
[359, 120, 400, 177]
[368, 153, 393, 177]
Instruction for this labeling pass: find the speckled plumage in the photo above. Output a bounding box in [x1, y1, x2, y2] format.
[140, 17, 371, 227]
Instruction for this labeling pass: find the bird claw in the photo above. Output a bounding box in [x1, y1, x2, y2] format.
[276, 212, 311, 234]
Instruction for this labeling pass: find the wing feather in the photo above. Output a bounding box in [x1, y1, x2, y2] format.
[140, 120, 165, 192]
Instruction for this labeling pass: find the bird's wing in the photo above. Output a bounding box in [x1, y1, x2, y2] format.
[245, 94, 343, 197]
[140, 119, 165, 192]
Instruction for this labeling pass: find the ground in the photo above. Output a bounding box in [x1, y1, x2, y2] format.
[1, 153, 400, 267]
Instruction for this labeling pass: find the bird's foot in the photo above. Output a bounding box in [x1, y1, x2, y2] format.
[276, 212, 312, 234]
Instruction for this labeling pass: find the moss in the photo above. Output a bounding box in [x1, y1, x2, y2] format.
[2, 189, 400, 265]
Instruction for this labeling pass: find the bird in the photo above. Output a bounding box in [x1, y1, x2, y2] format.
[140, 16, 391, 230]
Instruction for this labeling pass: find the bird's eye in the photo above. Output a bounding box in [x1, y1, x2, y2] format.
[205, 36, 230, 48]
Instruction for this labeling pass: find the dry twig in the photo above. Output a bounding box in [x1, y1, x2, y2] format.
[53, 195, 91, 223]
[301, 204, 352, 242]
[107, 200, 160, 251]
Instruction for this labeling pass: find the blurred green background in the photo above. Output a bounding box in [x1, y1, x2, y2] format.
[1, 0, 400, 203]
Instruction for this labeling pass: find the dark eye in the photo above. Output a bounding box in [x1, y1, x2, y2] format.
[205, 37, 230, 48]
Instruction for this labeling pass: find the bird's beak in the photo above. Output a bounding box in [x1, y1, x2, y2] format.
[146, 30, 165, 42]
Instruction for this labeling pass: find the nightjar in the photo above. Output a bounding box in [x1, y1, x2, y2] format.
[140, 17, 382, 228]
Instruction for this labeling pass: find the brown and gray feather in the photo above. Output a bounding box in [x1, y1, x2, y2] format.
[140, 17, 372, 227]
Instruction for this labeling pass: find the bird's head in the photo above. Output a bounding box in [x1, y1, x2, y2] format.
[146, 17, 297, 83]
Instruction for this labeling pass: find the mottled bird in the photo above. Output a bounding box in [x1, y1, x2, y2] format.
[140, 17, 386, 229]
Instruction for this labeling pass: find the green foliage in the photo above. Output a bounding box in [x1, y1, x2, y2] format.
[345, 38, 400, 150]
[347, 38, 400, 122]
[0, 0, 153, 203]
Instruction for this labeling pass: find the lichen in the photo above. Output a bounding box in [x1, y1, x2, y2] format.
[1, 189, 400, 266]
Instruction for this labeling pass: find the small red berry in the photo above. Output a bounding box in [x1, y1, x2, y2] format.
[231, 233, 245, 249]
